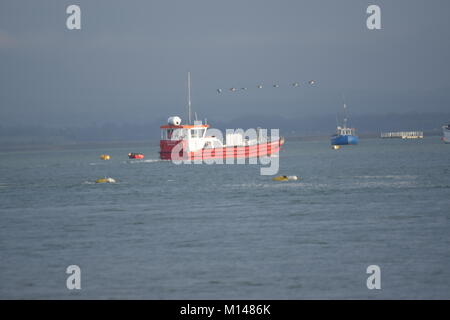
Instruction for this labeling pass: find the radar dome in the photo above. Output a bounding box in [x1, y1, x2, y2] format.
[168, 116, 182, 125]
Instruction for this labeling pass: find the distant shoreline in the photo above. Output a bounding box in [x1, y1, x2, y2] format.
[0, 140, 159, 153]
[0, 132, 443, 153]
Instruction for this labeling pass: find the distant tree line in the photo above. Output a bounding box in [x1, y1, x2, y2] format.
[0, 112, 448, 148]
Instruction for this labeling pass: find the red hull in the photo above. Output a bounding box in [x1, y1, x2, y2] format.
[159, 139, 284, 161]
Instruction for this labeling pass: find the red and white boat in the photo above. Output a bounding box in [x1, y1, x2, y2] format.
[159, 117, 284, 161]
[159, 73, 284, 161]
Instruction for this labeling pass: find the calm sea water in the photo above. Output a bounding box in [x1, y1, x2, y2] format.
[0, 137, 449, 299]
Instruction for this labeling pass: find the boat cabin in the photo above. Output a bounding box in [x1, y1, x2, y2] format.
[160, 124, 209, 141]
[336, 126, 356, 136]
[160, 116, 225, 153]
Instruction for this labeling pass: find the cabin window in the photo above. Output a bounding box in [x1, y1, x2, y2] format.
[191, 129, 203, 138]
[163, 128, 186, 140]
[161, 129, 174, 140]
[172, 129, 186, 140]
[204, 140, 221, 148]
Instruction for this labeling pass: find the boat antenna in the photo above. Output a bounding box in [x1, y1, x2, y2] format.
[188, 72, 192, 124]
[343, 104, 348, 128]
[342, 93, 348, 129]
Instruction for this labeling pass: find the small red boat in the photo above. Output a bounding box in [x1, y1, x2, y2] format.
[128, 153, 144, 159]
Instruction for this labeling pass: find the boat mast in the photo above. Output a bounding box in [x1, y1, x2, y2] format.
[341, 94, 348, 129]
[187, 72, 192, 124]
[343, 103, 348, 129]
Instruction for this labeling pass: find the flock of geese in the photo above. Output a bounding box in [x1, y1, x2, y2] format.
[216, 80, 315, 93]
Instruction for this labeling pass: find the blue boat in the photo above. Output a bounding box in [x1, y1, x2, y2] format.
[331, 102, 359, 146]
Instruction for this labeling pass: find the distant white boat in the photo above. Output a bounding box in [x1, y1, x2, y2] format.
[443, 124, 450, 143]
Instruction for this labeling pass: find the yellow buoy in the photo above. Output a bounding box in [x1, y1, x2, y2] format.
[332, 145, 341, 150]
[95, 177, 116, 183]
[272, 175, 299, 181]
[100, 154, 111, 160]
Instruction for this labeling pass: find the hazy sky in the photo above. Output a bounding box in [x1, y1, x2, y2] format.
[1, 0, 449, 126]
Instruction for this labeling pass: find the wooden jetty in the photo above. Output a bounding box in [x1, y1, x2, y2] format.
[380, 131, 424, 139]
